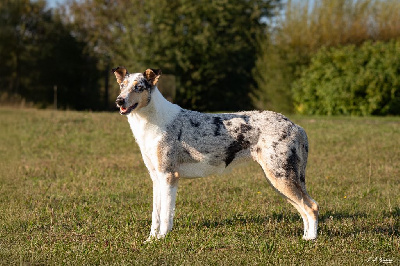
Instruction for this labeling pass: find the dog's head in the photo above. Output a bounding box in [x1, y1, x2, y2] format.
[113, 67, 162, 115]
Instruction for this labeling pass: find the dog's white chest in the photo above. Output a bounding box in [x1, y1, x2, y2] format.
[126, 90, 182, 166]
[127, 114, 166, 160]
[128, 115, 159, 143]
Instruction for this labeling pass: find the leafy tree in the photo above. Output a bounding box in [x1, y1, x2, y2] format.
[143, 0, 280, 111]
[64, 0, 155, 109]
[252, 40, 304, 113]
[66, 0, 280, 111]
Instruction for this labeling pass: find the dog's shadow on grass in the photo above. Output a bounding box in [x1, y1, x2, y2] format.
[199, 215, 268, 228]
[319, 210, 368, 221]
[193, 212, 302, 229]
[319, 208, 400, 237]
[178, 207, 400, 237]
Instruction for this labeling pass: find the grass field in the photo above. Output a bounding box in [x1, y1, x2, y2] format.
[0, 108, 399, 265]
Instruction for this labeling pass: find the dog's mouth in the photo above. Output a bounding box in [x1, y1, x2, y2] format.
[119, 103, 138, 115]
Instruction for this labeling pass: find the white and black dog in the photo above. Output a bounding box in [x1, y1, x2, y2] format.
[113, 67, 319, 241]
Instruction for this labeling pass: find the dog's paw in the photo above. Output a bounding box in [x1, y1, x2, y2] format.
[143, 236, 154, 244]
[302, 235, 317, 241]
[143, 235, 157, 244]
[143, 234, 166, 244]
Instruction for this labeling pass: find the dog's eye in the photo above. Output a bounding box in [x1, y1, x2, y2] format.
[134, 85, 144, 91]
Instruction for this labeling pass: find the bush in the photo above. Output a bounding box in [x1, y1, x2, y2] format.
[292, 40, 400, 115]
[253, 0, 400, 114]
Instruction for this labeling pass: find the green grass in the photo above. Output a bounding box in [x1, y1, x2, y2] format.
[0, 108, 399, 265]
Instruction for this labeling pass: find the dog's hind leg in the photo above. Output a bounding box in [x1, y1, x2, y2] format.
[254, 147, 319, 240]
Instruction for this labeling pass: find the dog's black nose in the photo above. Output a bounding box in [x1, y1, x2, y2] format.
[115, 96, 125, 106]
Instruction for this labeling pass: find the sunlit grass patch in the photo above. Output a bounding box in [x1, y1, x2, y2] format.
[0, 109, 399, 264]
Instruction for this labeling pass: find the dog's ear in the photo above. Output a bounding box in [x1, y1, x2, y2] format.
[143, 68, 162, 86]
[112, 67, 128, 85]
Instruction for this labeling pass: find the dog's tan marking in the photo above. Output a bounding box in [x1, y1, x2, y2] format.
[157, 143, 164, 172]
[165, 172, 179, 186]
[181, 142, 204, 162]
[113, 67, 127, 85]
[130, 80, 138, 88]
[136, 90, 150, 109]
[144, 69, 162, 86]
[258, 157, 318, 233]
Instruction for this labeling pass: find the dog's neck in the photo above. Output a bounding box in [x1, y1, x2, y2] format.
[128, 87, 181, 131]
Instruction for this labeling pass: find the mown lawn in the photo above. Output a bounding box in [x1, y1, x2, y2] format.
[0, 108, 399, 265]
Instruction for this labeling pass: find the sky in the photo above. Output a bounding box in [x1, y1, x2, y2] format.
[47, 0, 67, 8]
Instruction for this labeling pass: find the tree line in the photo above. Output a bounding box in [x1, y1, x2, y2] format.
[1, 0, 399, 114]
[0, 0, 101, 110]
[1, 0, 280, 111]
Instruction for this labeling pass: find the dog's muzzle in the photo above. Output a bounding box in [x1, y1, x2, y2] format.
[115, 96, 138, 115]
[116, 96, 125, 107]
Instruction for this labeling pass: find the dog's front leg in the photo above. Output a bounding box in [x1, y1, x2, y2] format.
[158, 172, 179, 238]
[142, 155, 162, 242]
[148, 180, 161, 240]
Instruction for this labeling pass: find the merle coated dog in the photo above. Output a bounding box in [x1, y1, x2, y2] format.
[113, 67, 319, 241]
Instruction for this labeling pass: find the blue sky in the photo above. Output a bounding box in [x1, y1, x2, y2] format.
[47, 0, 66, 8]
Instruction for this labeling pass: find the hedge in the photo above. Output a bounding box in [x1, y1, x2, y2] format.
[292, 40, 400, 115]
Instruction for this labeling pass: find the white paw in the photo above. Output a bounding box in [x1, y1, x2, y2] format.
[302, 234, 317, 241]
[143, 236, 155, 244]
[143, 233, 167, 244]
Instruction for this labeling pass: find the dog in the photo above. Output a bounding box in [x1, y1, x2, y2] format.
[113, 67, 319, 241]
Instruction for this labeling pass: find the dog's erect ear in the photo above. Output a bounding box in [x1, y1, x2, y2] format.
[143, 68, 162, 86]
[112, 67, 128, 85]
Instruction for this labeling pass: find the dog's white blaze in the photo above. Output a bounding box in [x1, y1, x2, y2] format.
[119, 73, 141, 99]
[126, 73, 141, 90]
